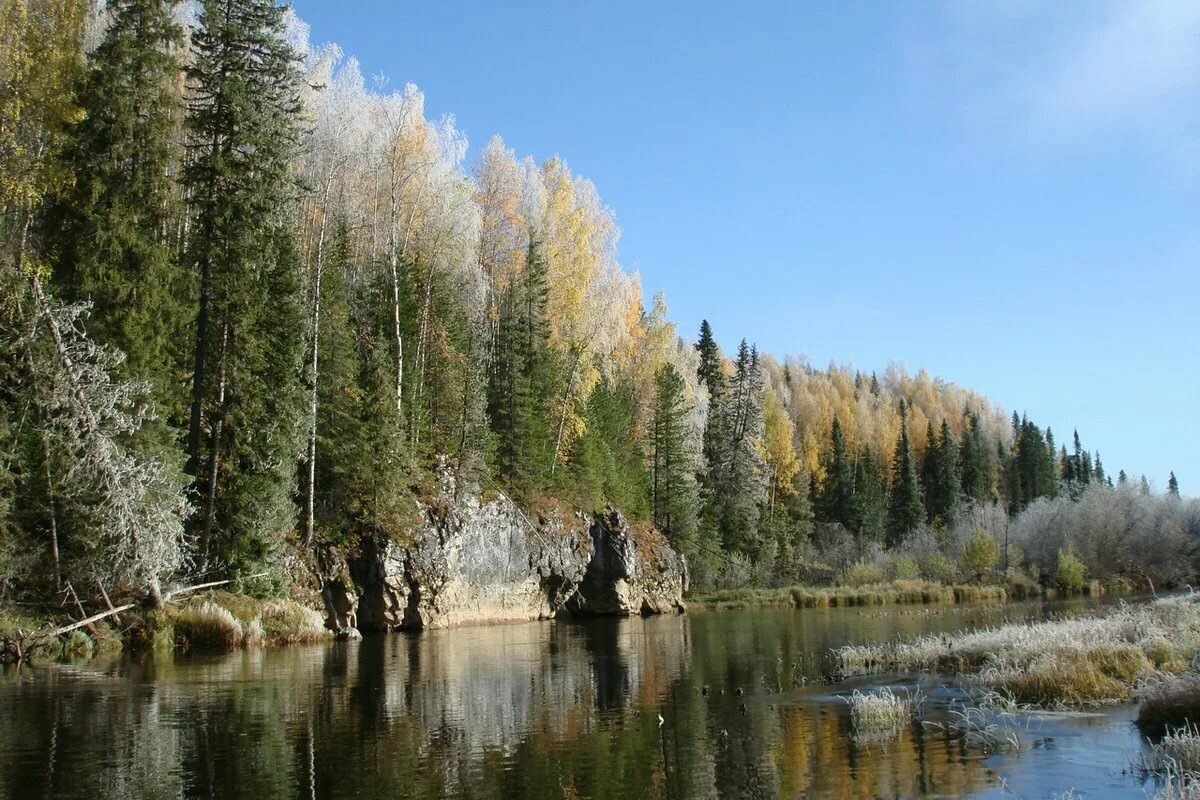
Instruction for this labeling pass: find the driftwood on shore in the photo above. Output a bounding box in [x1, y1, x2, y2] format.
[1, 573, 268, 664]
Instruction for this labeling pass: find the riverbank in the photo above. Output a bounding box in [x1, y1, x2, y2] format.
[837, 593, 1200, 711]
[0, 591, 335, 663]
[688, 578, 1046, 611]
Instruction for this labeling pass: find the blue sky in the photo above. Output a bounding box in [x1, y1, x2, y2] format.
[291, 0, 1198, 492]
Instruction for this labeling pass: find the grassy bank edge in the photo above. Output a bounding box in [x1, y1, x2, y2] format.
[686, 578, 1061, 611]
[1, 590, 331, 663]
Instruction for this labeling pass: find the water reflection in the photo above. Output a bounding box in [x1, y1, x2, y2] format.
[0, 601, 1119, 799]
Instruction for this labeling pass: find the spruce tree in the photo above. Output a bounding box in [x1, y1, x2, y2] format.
[926, 418, 961, 524]
[887, 400, 925, 546]
[183, 0, 305, 576]
[718, 341, 766, 556]
[854, 446, 887, 542]
[959, 409, 991, 503]
[695, 320, 722, 400]
[54, 0, 186, 445]
[651, 363, 697, 544]
[1118, 469, 1128, 486]
[1168, 471, 1180, 497]
[820, 416, 859, 532]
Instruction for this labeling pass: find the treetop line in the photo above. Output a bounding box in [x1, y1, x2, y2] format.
[0, 0, 1190, 608]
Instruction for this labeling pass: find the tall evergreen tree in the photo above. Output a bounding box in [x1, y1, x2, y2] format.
[887, 400, 925, 546]
[183, 0, 305, 576]
[651, 363, 697, 544]
[959, 408, 991, 503]
[1168, 471, 1180, 498]
[819, 416, 859, 532]
[54, 0, 186, 445]
[925, 418, 961, 524]
[489, 239, 552, 495]
[854, 446, 887, 542]
[716, 341, 766, 556]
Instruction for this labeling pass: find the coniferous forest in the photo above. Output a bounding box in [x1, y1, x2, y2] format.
[2, 0, 1196, 619]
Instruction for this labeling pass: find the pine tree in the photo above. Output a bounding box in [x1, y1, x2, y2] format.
[54, 0, 186, 447]
[1118, 469, 1128, 486]
[1168, 471, 1180, 498]
[1093, 451, 1106, 484]
[651, 363, 697, 544]
[887, 400, 925, 546]
[182, 0, 305, 577]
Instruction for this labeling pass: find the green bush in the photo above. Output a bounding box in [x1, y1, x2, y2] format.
[889, 555, 921, 581]
[958, 530, 999, 582]
[1055, 549, 1087, 594]
[920, 552, 954, 583]
[842, 561, 887, 587]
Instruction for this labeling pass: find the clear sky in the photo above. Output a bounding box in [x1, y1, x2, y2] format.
[290, 0, 1198, 492]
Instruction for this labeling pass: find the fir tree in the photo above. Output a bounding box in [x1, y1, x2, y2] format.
[854, 446, 887, 542]
[717, 341, 766, 556]
[887, 400, 925, 546]
[489, 240, 552, 495]
[53, 0, 186, 444]
[819, 415, 859, 532]
[182, 0, 305, 576]
[926, 418, 961, 525]
[959, 409, 991, 503]
[651, 363, 697, 544]
[1168, 471, 1180, 498]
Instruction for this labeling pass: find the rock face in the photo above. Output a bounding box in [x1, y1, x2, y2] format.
[319, 479, 687, 633]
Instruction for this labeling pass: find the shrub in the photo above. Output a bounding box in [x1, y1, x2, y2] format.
[921, 552, 954, 583]
[959, 530, 1000, 582]
[1056, 549, 1087, 594]
[842, 561, 887, 587]
[889, 555, 921, 581]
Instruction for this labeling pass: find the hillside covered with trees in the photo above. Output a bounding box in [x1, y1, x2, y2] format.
[1, 0, 1195, 615]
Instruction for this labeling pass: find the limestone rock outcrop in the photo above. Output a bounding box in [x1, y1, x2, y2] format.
[316, 478, 687, 632]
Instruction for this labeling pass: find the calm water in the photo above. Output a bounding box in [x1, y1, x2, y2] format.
[0, 600, 1163, 799]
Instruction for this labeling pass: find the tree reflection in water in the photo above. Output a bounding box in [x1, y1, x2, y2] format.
[0, 602, 1099, 799]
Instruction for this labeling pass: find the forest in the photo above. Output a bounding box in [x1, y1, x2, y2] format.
[1, 0, 1196, 617]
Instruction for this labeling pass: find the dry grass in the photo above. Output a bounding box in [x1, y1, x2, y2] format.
[847, 687, 922, 744]
[170, 601, 244, 652]
[1139, 676, 1200, 737]
[168, 594, 331, 652]
[691, 580, 1010, 611]
[838, 594, 1200, 708]
[1136, 724, 1200, 799]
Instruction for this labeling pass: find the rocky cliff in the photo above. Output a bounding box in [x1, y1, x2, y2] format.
[318, 478, 687, 633]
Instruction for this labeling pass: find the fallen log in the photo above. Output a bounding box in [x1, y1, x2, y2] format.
[1, 572, 269, 663]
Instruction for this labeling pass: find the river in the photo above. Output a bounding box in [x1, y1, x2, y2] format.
[0, 599, 1163, 799]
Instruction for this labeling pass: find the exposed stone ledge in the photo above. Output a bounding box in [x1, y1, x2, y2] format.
[318, 487, 687, 633]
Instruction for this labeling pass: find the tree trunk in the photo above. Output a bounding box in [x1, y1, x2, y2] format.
[198, 320, 229, 572]
[302, 172, 333, 547]
[550, 351, 582, 475]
